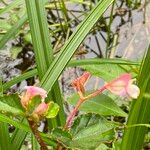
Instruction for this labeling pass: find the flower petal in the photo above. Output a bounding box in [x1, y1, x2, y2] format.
[33, 102, 49, 116]
[106, 74, 131, 96]
[126, 84, 140, 99]
[25, 86, 47, 99]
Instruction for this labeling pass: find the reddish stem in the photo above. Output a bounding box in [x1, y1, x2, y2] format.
[64, 99, 83, 129]
[28, 120, 48, 150]
[64, 85, 107, 130]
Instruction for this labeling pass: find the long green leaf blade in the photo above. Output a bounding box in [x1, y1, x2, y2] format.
[0, 14, 27, 50]
[3, 58, 139, 91]
[0, 122, 11, 150]
[0, 0, 24, 15]
[121, 45, 150, 150]
[39, 0, 115, 92]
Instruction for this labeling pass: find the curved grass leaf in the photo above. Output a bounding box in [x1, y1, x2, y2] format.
[81, 64, 138, 81]
[3, 69, 37, 91]
[3, 58, 139, 91]
[11, 119, 28, 150]
[25, 0, 65, 126]
[0, 122, 11, 150]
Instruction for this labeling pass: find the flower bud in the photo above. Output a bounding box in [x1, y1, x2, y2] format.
[33, 102, 49, 116]
[21, 86, 47, 109]
[72, 72, 91, 94]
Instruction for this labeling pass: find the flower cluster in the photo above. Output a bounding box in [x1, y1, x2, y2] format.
[72, 72, 140, 99]
[21, 86, 49, 119]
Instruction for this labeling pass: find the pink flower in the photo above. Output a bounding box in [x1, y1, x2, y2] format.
[72, 72, 91, 94]
[106, 74, 140, 99]
[21, 86, 47, 108]
[33, 102, 49, 116]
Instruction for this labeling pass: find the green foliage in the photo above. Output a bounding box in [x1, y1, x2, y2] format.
[0, 94, 24, 116]
[52, 114, 116, 149]
[25, 0, 65, 126]
[0, 14, 27, 50]
[0, 113, 31, 132]
[81, 63, 138, 81]
[11, 119, 28, 150]
[46, 102, 59, 118]
[0, 0, 148, 149]
[70, 114, 115, 149]
[3, 58, 139, 91]
[121, 45, 150, 150]
[0, 122, 11, 150]
[40, 0, 115, 92]
[68, 93, 127, 117]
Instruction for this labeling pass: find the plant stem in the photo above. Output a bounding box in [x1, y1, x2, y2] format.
[64, 85, 107, 129]
[64, 98, 83, 129]
[28, 120, 48, 150]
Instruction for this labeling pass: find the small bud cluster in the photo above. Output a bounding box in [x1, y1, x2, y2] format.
[21, 86, 49, 122]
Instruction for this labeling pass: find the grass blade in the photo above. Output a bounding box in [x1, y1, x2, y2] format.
[0, 114, 31, 132]
[121, 45, 150, 150]
[3, 58, 139, 91]
[0, 14, 27, 50]
[0, 0, 24, 15]
[39, 0, 115, 92]
[11, 119, 28, 150]
[31, 134, 40, 150]
[25, 0, 65, 126]
[0, 122, 11, 150]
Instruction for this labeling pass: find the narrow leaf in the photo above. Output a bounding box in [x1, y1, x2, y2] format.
[40, 0, 115, 92]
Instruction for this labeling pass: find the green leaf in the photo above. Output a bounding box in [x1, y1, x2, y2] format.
[69, 58, 140, 67]
[81, 64, 138, 81]
[25, 0, 65, 126]
[0, 94, 24, 116]
[31, 134, 40, 150]
[46, 102, 59, 118]
[10, 46, 22, 59]
[121, 45, 150, 150]
[0, 122, 11, 150]
[0, 19, 12, 31]
[3, 58, 139, 91]
[0, 94, 22, 109]
[11, 119, 28, 150]
[0, 113, 31, 132]
[68, 93, 127, 117]
[0, 14, 27, 50]
[95, 143, 110, 150]
[0, 0, 24, 15]
[3, 69, 37, 91]
[51, 128, 72, 146]
[70, 114, 115, 149]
